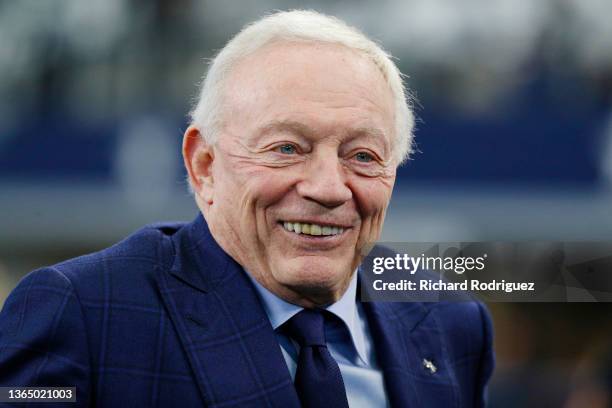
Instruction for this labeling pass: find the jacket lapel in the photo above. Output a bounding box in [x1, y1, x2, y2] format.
[362, 300, 459, 408]
[156, 215, 458, 407]
[155, 215, 300, 408]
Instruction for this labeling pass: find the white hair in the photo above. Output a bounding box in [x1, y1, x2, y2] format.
[189, 9, 415, 165]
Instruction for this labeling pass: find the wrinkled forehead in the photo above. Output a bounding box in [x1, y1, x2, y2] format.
[219, 40, 396, 146]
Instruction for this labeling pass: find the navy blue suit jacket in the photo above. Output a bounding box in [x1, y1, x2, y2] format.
[0, 214, 494, 407]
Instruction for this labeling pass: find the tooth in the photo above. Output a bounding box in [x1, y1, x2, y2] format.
[322, 226, 331, 235]
[331, 227, 338, 235]
[294, 223, 302, 234]
[338, 228, 344, 234]
[287, 222, 294, 232]
[310, 224, 321, 235]
[302, 224, 311, 234]
[284, 222, 289, 230]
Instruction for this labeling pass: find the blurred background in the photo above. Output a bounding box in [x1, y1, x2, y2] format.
[1, 0, 612, 406]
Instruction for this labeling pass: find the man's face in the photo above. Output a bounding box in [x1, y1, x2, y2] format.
[200, 41, 396, 305]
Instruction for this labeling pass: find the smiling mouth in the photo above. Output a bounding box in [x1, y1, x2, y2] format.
[280, 221, 345, 236]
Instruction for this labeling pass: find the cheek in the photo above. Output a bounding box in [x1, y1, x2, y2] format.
[237, 168, 300, 213]
[215, 163, 300, 219]
[350, 177, 394, 249]
[351, 177, 394, 218]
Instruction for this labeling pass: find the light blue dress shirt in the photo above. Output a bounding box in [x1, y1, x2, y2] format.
[246, 271, 389, 408]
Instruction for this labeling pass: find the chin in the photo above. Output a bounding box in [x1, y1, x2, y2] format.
[274, 258, 353, 295]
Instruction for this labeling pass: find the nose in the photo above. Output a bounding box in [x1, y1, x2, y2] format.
[296, 149, 352, 208]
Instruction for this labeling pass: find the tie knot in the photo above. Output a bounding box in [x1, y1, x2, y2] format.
[284, 309, 326, 347]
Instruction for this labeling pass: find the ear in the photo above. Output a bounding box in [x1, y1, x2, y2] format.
[182, 125, 215, 205]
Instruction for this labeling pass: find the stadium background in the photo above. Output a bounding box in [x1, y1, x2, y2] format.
[1, 0, 611, 406]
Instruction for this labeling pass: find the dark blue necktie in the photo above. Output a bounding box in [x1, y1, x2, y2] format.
[283, 309, 350, 408]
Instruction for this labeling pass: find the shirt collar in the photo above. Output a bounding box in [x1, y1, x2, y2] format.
[246, 270, 367, 364]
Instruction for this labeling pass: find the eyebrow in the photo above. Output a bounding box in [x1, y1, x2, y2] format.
[259, 120, 312, 139]
[258, 119, 388, 141]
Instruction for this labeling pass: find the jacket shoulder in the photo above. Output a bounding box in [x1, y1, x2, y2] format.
[14, 221, 189, 306]
[52, 221, 185, 280]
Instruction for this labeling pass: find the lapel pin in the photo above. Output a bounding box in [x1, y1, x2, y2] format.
[423, 358, 437, 374]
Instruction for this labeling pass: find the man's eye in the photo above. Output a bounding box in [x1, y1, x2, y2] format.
[277, 144, 297, 154]
[355, 151, 374, 163]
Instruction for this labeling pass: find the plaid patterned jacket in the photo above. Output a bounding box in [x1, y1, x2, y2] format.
[0, 214, 494, 407]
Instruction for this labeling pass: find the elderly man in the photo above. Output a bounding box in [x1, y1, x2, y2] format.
[0, 10, 493, 407]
